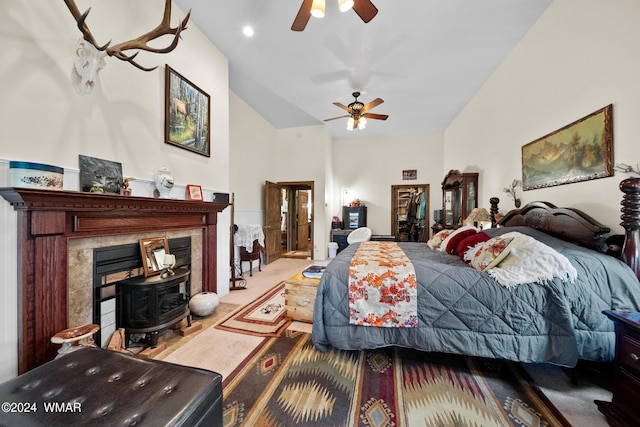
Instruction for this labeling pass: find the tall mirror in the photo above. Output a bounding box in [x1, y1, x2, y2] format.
[139, 237, 169, 276]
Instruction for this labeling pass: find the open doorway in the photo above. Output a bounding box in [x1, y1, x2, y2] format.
[264, 180, 314, 263]
[281, 182, 313, 259]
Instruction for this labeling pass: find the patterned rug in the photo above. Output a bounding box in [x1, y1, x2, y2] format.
[215, 283, 291, 337]
[223, 331, 570, 427]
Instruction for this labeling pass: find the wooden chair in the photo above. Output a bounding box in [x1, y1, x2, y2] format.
[239, 239, 262, 276]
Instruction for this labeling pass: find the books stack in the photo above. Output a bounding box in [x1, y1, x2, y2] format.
[302, 262, 328, 279]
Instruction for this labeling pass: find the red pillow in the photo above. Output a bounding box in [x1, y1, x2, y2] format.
[445, 229, 478, 254]
[456, 231, 491, 260]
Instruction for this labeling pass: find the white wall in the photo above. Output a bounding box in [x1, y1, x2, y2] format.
[332, 132, 445, 235]
[445, 0, 640, 233]
[0, 1, 230, 380]
[275, 126, 332, 260]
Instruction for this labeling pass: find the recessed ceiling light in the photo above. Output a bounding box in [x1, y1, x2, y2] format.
[242, 26, 254, 37]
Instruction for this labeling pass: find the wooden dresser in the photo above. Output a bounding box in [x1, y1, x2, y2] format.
[596, 310, 640, 426]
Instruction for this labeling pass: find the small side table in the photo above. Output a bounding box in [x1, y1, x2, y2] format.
[284, 269, 321, 323]
[596, 310, 640, 427]
[51, 324, 100, 358]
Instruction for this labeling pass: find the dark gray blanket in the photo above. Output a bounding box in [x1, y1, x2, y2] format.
[311, 226, 640, 366]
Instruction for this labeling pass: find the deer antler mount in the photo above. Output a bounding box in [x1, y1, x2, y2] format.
[64, 0, 191, 94]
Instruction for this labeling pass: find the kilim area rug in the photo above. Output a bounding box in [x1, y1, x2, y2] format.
[222, 331, 571, 427]
[215, 282, 291, 337]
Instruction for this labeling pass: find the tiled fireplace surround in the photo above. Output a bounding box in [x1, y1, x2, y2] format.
[0, 188, 228, 374]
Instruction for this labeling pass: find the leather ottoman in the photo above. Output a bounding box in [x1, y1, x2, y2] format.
[0, 347, 222, 426]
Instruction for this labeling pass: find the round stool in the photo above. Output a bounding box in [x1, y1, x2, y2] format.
[51, 324, 100, 358]
[189, 292, 219, 317]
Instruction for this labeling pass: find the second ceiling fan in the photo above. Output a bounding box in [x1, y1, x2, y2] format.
[292, 0, 378, 31]
[324, 91, 388, 131]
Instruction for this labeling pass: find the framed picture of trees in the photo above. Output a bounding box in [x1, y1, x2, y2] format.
[521, 104, 613, 190]
[165, 65, 210, 157]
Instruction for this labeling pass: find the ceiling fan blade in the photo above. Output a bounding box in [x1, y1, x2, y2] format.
[361, 97, 383, 112]
[333, 102, 352, 113]
[352, 0, 378, 23]
[291, 0, 313, 31]
[363, 113, 388, 120]
[324, 115, 351, 122]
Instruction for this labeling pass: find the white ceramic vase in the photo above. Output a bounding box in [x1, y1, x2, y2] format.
[154, 167, 174, 198]
[189, 292, 219, 317]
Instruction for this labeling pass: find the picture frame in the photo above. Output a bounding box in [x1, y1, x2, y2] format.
[521, 104, 613, 191]
[165, 65, 211, 157]
[78, 154, 123, 194]
[186, 184, 203, 201]
[402, 169, 417, 180]
[139, 237, 169, 277]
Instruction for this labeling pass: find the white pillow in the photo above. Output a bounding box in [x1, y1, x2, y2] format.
[438, 226, 478, 252]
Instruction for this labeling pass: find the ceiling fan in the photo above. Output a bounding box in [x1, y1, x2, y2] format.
[292, 0, 378, 32]
[324, 91, 388, 130]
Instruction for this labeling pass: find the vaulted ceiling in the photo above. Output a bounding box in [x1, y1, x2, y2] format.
[174, 0, 552, 139]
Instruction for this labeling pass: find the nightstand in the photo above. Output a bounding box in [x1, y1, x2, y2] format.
[596, 310, 640, 427]
[284, 270, 321, 323]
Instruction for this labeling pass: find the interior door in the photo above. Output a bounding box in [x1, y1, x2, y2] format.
[264, 181, 283, 264]
[297, 190, 309, 251]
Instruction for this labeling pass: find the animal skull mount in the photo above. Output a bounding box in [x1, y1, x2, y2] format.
[73, 39, 107, 95]
[64, 0, 190, 94]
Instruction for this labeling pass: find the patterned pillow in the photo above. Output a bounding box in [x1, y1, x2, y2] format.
[439, 226, 478, 252]
[470, 236, 514, 271]
[456, 231, 491, 261]
[427, 229, 454, 250]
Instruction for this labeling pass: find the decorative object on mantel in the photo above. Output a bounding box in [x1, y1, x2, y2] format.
[522, 104, 613, 191]
[79, 154, 123, 194]
[63, 0, 191, 94]
[503, 179, 522, 208]
[122, 177, 135, 196]
[9, 161, 64, 189]
[186, 184, 204, 201]
[154, 167, 174, 198]
[189, 292, 220, 317]
[165, 65, 211, 157]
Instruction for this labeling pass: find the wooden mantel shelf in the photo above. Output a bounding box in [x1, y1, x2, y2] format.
[0, 187, 229, 374]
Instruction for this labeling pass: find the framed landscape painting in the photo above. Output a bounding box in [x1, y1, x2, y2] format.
[521, 104, 613, 191]
[165, 65, 210, 157]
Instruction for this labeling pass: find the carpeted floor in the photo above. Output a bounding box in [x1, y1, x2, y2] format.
[223, 331, 571, 426]
[157, 257, 612, 426]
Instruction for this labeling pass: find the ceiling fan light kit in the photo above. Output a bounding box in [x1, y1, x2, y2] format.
[311, 0, 325, 18]
[328, 91, 387, 131]
[292, 0, 378, 31]
[339, 0, 355, 12]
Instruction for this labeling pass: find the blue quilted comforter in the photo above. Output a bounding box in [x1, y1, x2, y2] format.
[311, 226, 640, 366]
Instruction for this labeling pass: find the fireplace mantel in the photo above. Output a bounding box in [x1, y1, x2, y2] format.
[0, 188, 229, 374]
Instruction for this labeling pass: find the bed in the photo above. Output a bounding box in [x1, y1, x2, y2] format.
[311, 201, 640, 367]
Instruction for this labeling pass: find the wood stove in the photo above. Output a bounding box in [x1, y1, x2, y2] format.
[120, 267, 191, 347]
